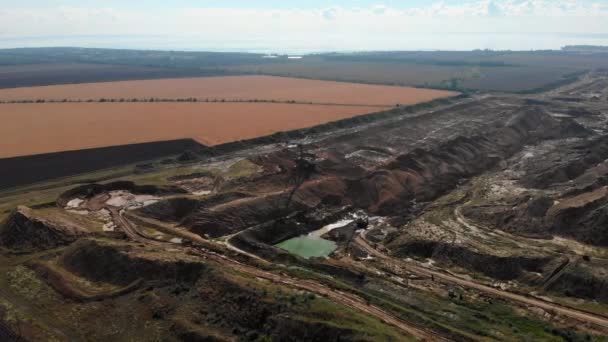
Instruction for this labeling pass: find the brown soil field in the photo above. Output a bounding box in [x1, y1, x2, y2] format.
[0, 102, 390, 158]
[0, 75, 457, 105]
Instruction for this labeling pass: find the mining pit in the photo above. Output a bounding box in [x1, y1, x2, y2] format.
[2, 72, 608, 340]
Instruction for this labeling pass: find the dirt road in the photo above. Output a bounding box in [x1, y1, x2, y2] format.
[200, 248, 446, 341]
[109, 207, 443, 341]
[355, 232, 608, 330]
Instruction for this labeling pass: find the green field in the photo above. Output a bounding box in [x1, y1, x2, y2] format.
[2, 48, 606, 92]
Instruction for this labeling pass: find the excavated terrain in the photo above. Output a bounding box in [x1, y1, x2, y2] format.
[2, 72, 608, 341]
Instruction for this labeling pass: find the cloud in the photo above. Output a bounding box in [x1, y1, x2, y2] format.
[372, 5, 387, 15]
[0, 1, 607, 51]
[487, 1, 502, 16]
[321, 7, 338, 20]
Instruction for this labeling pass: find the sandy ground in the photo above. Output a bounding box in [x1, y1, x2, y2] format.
[0, 102, 390, 158]
[0, 75, 457, 106]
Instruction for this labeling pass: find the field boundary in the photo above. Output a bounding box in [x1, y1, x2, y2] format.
[0, 94, 465, 191]
[0, 97, 390, 108]
[0, 139, 201, 191]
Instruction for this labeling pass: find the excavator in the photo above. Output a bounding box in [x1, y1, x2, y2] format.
[283, 143, 316, 212]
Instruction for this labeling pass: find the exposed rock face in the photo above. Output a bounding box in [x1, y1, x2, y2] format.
[545, 261, 608, 303]
[391, 240, 551, 281]
[347, 109, 587, 216]
[521, 135, 608, 189]
[547, 187, 608, 246]
[0, 206, 86, 251]
[297, 109, 585, 217]
[464, 184, 608, 246]
[169, 109, 588, 242]
[137, 197, 201, 222]
[182, 193, 308, 238]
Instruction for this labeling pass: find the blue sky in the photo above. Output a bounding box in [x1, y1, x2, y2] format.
[1, 1, 607, 52]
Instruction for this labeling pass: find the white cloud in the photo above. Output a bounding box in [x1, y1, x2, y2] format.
[0, 1, 607, 51]
[372, 5, 387, 15]
[321, 7, 338, 20]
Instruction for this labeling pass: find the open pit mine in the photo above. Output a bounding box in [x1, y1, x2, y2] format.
[2, 72, 608, 341]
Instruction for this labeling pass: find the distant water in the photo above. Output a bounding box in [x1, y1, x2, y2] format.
[1, 33, 607, 54]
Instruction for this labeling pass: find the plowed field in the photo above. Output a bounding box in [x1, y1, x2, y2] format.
[0, 102, 388, 158]
[0, 75, 457, 106]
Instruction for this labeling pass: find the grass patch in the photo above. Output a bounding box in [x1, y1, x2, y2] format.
[298, 297, 413, 341]
[224, 159, 260, 179]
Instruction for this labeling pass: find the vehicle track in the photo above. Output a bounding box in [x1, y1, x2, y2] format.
[109, 206, 444, 341]
[355, 232, 608, 330]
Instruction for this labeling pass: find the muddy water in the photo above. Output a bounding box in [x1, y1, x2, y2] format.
[275, 220, 352, 259]
[276, 236, 337, 259]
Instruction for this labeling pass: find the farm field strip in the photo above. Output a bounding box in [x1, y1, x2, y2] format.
[0, 102, 390, 158]
[0, 75, 458, 159]
[0, 75, 458, 106]
[0, 97, 390, 108]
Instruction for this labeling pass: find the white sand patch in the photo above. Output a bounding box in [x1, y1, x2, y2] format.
[95, 208, 111, 219]
[134, 194, 159, 203]
[106, 191, 160, 209]
[170, 238, 183, 244]
[308, 219, 353, 238]
[67, 209, 89, 216]
[102, 222, 116, 232]
[106, 191, 131, 207]
[142, 199, 159, 207]
[66, 198, 84, 208]
[423, 259, 436, 267]
[193, 190, 212, 196]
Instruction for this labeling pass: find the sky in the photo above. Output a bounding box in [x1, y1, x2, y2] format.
[1, 0, 608, 52]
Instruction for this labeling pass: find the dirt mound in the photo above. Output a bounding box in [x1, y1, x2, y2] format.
[60, 239, 206, 285]
[136, 197, 201, 222]
[545, 261, 608, 303]
[547, 187, 608, 246]
[230, 108, 585, 225]
[464, 187, 608, 246]
[462, 195, 554, 240]
[567, 108, 595, 117]
[521, 135, 608, 189]
[57, 181, 187, 207]
[182, 193, 308, 238]
[294, 178, 349, 207]
[0, 206, 87, 252]
[346, 108, 582, 215]
[462, 131, 608, 246]
[136, 192, 256, 225]
[390, 240, 551, 281]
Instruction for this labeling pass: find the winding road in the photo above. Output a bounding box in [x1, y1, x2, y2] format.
[108, 206, 445, 341]
[355, 231, 608, 330]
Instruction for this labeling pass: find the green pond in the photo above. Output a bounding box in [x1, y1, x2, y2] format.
[276, 236, 337, 259]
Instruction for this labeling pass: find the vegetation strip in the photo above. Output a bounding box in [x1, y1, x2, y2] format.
[355, 232, 608, 329]
[0, 97, 391, 108]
